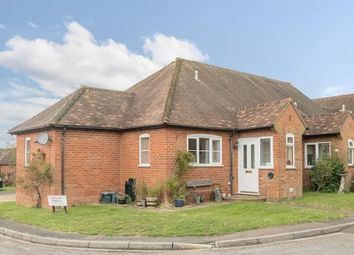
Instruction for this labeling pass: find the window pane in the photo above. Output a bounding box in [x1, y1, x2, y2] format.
[188, 138, 197, 151]
[287, 136, 294, 144]
[212, 139, 221, 163]
[25, 140, 30, 165]
[243, 145, 247, 168]
[190, 151, 197, 163]
[349, 149, 353, 164]
[260, 139, 271, 166]
[319, 143, 329, 159]
[199, 138, 209, 151]
[141, 137, 149, 150]
[307, 145, 316, 166]
[199, 151, 209, 164]
[287, 146, 294, 166]
[141, 151, 149, 164]
[251, 144, 255, 169]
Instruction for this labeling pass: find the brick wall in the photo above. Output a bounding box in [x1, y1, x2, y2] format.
[16, 130, 62, 207]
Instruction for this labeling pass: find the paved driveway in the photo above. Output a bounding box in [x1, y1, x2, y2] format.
[0, 192, 15, 202]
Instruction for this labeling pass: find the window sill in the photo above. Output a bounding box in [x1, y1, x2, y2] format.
[305, 166, 313, 170]
[138, 164, 151, 168]
[348, 164, 354, 167]
[286, 166, 296, 170]
[259, 167, 274, 170]
[191, 164, 224, 168]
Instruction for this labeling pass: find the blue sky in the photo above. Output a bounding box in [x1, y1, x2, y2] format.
[0, 0, 354, 147]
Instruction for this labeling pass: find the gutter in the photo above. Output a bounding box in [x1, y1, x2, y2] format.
[229, 129, 237, 195]
[60, 127, 66, 195]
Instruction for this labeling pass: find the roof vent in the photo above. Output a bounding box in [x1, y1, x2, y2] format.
[340, 104, 346, 111]
[194, 70, 199, 81]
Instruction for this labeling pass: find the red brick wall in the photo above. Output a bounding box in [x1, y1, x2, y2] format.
[274, 104, 306, 199]
[63, 130, 120, 205]
[16, 130, 62, 207]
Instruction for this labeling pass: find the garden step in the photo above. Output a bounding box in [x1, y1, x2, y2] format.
[224, 194, 266, 202]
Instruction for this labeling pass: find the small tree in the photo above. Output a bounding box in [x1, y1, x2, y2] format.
[18, 151, 53, 208]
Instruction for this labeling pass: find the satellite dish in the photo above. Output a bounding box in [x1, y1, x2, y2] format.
[37, 132, 49, 145]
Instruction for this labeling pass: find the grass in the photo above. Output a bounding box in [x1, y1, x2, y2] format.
[0, 193, 349, 237]
[284, 192, 354, 212]
[0, 185, 16, 193]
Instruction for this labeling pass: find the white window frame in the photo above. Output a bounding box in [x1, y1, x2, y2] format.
[24, 137, 31, 167]
[304, 142, 331, 168]
[348, 139, 354, 166]
[139, 134, 150, 167]
[286, 133, 295, 169]
[187, 134, 223, 167]
[259, 136, 274, 169]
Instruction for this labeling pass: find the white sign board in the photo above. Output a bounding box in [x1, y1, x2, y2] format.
[48, 195, 67, 207]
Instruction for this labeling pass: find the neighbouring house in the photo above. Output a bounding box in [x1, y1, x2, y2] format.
[0, 149, 16, 176]
[9, 58, 354, 207]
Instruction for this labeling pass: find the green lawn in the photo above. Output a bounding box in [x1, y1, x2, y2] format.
[0, 185, 16, 193]
[284, 192, 354, 212]
[0, 194, 348, 237]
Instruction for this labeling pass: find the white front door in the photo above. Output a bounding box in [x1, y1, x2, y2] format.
[238, 139, 259, 193]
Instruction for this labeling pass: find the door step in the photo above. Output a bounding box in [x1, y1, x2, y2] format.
[224, 194, 266, 202]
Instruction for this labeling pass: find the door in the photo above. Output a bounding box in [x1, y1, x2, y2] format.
[238, 139, 259, 193]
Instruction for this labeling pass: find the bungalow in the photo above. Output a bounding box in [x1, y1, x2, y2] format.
[9, 58, 354, 206]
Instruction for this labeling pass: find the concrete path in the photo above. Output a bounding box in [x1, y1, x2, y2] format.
[0, 192, 15, 202]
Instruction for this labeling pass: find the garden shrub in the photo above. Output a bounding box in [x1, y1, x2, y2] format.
[310, 155, 345, 192]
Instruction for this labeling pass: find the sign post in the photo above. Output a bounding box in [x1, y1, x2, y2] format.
[48, 195, 68, 213]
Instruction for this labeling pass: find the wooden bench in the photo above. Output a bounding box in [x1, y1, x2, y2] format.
[185, 179, 216, 203]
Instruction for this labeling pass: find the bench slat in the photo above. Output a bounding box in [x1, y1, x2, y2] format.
[186, 179, 212, 188]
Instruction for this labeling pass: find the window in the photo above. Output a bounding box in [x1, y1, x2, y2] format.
[305, 142, 331, 168]
[139, 134, 150, 166]
[348, 139, 354, 166]
[24, 137, 31, 166]
[260, 138, 273, 167]
[286, 134, 295, 168]
[187, 135, 222, 166]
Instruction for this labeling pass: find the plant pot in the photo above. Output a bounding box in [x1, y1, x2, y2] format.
[140, 199, 147, 207]
[175, 199, 185, 207]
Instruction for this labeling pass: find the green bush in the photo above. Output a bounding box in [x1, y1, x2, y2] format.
[310, 155, 345, 192]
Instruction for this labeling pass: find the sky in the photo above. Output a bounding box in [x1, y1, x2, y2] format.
[0, 0, 354, 147]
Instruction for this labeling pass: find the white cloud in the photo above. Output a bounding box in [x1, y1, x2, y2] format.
[143, 33, 209, 66]
[0, 24, 7, 30]
[321, 86, 346, 97]
[0, 21, 208, 147]
[0, 21, 208, 97]
[27, 21, 39, 29]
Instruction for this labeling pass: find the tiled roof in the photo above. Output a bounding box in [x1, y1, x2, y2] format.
[303, 111, 350, 136]
[10, 58, 337, 135]
[236, 98, 293, 130]
[314, 93, 354, 113]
